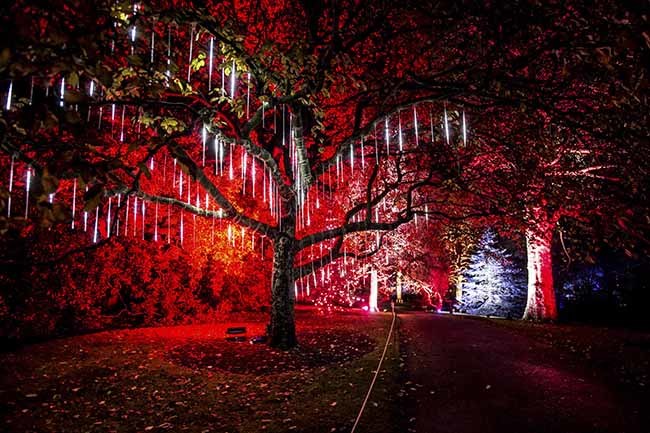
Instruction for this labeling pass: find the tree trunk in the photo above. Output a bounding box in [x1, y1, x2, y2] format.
[523, 207, 558, 321]
[268, 234, 297, 349]
[453, 274, 463, 302]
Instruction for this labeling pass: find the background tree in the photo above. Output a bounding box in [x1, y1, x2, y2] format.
[441, 222, 480, 303]
[318, 216, 450, 308]
[421, 0, 650, 321]
[459, 229, 526, 318]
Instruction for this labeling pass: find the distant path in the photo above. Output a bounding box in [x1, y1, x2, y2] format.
[398, 312, 646, 433]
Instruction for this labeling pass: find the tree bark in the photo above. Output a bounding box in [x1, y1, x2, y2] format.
[453, 274, 464, 302]
[268, 234, 297, 349]
[522, 207, 558, 321]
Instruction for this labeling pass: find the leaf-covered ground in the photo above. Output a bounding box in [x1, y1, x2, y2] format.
[169, 329, 376, 375]
[0, 308, 400, 433]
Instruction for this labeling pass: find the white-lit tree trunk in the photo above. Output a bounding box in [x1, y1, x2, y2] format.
[396, 272, 403, 303]
[523, 206, 558, 321]
[369, 269, 378, 311]
[453, 274, 464, 302]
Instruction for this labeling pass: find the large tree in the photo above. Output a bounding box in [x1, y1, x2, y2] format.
[0, 0, 478, 348]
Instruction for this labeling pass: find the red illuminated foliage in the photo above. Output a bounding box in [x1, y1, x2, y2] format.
[0, 0, 647, 345]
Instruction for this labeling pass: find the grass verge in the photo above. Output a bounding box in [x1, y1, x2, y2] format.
[0, 308, 401, 433]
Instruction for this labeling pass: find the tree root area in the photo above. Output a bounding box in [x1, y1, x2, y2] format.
[168, 328, 375, 374]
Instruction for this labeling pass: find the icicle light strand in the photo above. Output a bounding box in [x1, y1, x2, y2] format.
[7, 154, 14, 217]
[24, 168, 31, 219]
[71, 179, 76, 228]
[230, 60, 236, 98]
[187, 24, 195, 83]
[5, 80, 12, 111]
[59, 77, 65, 107]
[208, 37, 214, 91]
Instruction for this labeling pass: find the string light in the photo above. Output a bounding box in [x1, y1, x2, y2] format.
[84, 186, 89, 232]
[141, 200, 145, 240]
[59, 77, 65, 107]
[154, 202, 159, 241]
[462, 111, 468, 146]
[111, 103, 116, 136]
[120, 106, 126, 142]
[208, 37, 214, 91]
[246, 72, 251, 118]
[106, 197, 112, 237]
[180, 211, 184, 245]
[214, 136, 219, 175]
[23, 77, 32, 107]
[430, 107, 435, 143]
[262, 101, 266, 127]
[93, 206, 99, 243]
[413, 105, 419, 146]
[124, 195, 129, 235]
[72, 178, 77, 230]
[133, 196, 138, 237]
[398, 109, 403, 151]
[385, 117, 390, 154]
[202, 125, 207, 166]
[24, 167, 31, 219]
[5, 80, 12, 111]
[116, 194, 121, 235]
[6, 154, 14, 217]
[252, 157, 256, 197]
[150, 28, 155, 63]
[443, 105, 450, 145]
[187, 23, 196, 83]
[166, 25, 172, 83]
[221, 64, 225, 96]
[230, 59, 236, 98]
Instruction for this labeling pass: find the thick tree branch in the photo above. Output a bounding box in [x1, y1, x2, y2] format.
[167, 141, 277, 236]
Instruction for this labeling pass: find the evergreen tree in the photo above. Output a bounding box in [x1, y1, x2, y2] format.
[459, 230, 526, 317]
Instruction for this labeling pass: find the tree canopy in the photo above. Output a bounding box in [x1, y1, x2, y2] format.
[1, 0, 648, 347]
